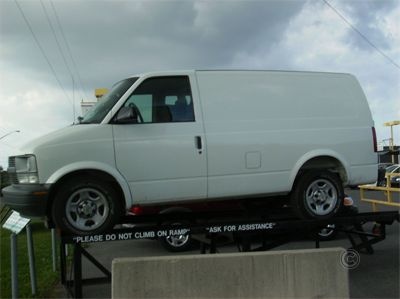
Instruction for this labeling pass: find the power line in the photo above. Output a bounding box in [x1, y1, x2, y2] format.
[322, 0, 400, 70]
[50, 0, 91, 100]
[14, 0, 74, 108]
[40, 0, 81, 121]
[40, 0, 74, 82]
[41, 0, 87, 102]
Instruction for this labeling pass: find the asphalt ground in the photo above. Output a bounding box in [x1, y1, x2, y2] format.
[56, 189, 399, 299]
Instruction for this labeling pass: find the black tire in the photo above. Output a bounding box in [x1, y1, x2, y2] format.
[291, 170, 344, 219]
[159, 222, 195, 252]
[52, 176, 122, 235]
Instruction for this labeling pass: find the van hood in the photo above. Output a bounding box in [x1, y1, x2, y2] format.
[18, 124, 111, 155]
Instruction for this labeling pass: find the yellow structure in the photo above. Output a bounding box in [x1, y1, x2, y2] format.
[359, 173, 399, 211]
[95, 88, 109, 100]
[359, 120, 400, 211]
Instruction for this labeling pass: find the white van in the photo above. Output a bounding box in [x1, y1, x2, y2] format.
[2, 70, 377, 234]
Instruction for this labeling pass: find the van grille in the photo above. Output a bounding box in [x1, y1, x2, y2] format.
[8, 173, 18, 185]
[7, 157, 18, 184]
[8, 157, 15, 168]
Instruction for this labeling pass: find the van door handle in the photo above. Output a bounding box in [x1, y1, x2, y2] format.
[195, 136, 202, 150]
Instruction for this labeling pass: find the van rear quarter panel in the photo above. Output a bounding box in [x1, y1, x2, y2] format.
[195, 71, 376, 198]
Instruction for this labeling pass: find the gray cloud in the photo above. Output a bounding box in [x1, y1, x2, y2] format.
[0, 0, 305, 95]
[334, 0, 398, 51]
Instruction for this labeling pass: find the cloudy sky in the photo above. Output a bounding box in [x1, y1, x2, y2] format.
[0, 0, 399, 168]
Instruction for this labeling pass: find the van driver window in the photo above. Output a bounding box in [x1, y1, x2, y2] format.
[123, 76, 195, 123]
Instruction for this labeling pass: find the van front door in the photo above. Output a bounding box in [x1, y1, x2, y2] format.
[112, 75, 207, 204]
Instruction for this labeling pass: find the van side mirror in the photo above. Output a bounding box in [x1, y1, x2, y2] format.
[114, 107, 138, 124]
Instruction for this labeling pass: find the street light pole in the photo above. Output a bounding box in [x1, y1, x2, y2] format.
[0, 130, 20, 141]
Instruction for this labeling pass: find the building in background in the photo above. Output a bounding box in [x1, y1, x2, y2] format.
[80, 100, 97, 115]
[379, 146, 399, 164]
[378, 121, 400, 165]
[80, 88, 109, 116]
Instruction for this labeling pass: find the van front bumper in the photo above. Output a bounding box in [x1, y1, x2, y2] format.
[1, 184, 50, 217]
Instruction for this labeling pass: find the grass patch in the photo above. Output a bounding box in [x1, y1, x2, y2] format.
[0, 221, 59, 298]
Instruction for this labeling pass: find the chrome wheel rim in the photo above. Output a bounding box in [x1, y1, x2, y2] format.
[165, 232, 190, 248]
[66, 188, 109, 231]
[305, 179, 338, 216]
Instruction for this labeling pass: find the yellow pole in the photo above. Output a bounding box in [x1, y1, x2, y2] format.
[390, 125, 394, 164]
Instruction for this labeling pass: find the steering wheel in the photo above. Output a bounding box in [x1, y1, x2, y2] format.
[128, 103, 144, 123]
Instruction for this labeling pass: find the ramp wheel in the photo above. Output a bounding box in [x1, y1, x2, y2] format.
[317, 224, 338, 241]
[159, 221, 195, 252]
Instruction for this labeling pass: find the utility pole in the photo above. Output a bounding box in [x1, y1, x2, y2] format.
[72, 76, 76, 124]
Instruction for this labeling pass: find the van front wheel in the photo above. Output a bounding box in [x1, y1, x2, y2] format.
[291, 171, 344, 219]
[52, 177, 121, 235]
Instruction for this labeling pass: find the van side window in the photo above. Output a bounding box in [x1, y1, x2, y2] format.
[123, 76, 195, 123]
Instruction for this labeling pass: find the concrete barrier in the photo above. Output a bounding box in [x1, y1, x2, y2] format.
[112, 248, 348, 298]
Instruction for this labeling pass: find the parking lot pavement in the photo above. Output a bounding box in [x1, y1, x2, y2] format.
[57, 189, 399, 299]
[346, 189, 399, 299]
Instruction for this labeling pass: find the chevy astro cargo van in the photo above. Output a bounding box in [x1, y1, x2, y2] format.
[2, 70, 377, 234]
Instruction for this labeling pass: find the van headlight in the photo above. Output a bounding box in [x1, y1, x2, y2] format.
[14, 155, 39, 184]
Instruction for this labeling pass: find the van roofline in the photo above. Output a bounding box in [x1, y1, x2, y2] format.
[196, 69, 353, 76]
[126, 69, 353, 79]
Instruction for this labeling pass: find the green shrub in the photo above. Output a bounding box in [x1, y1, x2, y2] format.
[0, 221, 59, 298]
[0, 170, 10, 189]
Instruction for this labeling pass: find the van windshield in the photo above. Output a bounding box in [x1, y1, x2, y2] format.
[80, 77, 138, 124]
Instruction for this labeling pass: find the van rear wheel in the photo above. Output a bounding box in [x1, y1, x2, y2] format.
[291, 171, 344, 219]
[52, 176, 122, 235]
